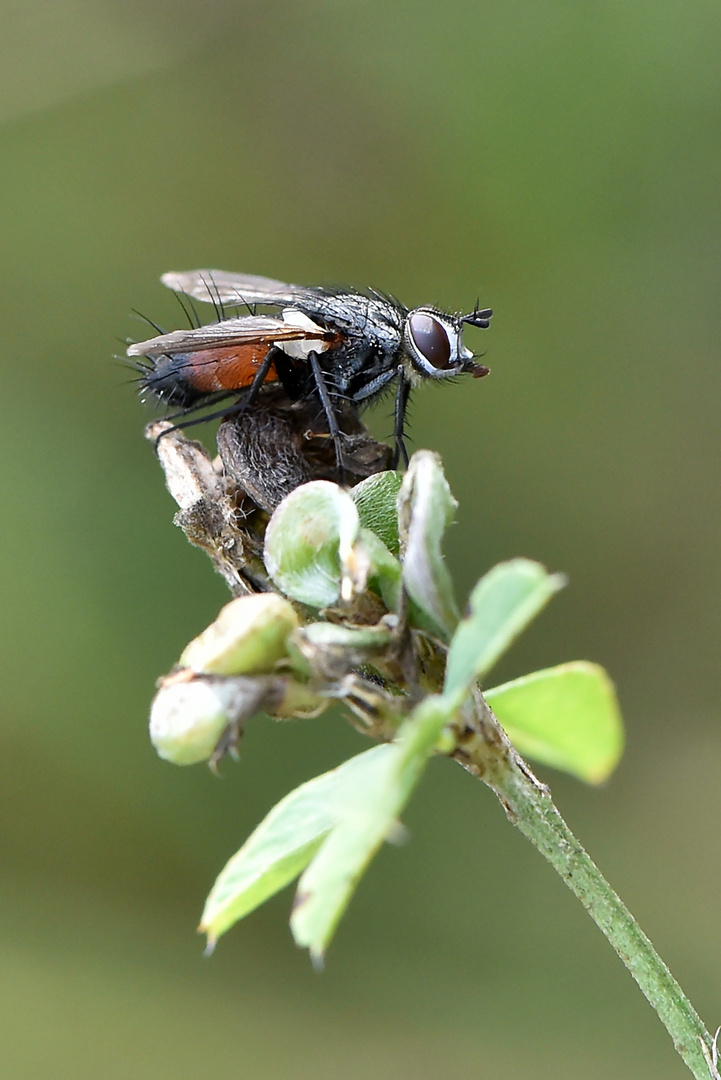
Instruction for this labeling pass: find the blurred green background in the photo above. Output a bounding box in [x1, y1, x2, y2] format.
[1, 1, 720, 1076]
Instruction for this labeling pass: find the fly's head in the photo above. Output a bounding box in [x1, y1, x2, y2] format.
[402, 306, 492, 384]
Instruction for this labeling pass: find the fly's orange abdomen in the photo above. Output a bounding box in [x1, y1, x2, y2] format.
[142, 344, 278, 407]
[183, 344, 278, 393]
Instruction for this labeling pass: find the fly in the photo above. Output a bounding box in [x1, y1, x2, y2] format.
[128, 270, 492, 470]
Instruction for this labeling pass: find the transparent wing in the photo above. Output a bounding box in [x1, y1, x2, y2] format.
[161, 269, 319, 308]
[127, 314, 331, 358]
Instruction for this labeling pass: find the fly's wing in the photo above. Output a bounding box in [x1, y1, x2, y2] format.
[127, 314, 333, 358]
[161, 270, 321, 309]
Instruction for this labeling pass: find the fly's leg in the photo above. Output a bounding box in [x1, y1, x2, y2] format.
[236, 345, 282, 412]
[392, 367, 411, 469]
[309, 350, 346, 480]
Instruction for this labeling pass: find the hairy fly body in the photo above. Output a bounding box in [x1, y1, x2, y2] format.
[128, 270, 492, 469]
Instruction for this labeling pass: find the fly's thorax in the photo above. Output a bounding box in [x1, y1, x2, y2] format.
[312, 292, 405, 354]
[295, 293, 405, 398]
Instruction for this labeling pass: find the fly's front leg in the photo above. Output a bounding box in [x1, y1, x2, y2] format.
[309, 351, 346, 480]
[392, 367, 411, 469]
[238, 345, 282, 412]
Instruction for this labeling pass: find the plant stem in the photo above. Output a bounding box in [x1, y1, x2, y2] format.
[453, 695, 713, 1078]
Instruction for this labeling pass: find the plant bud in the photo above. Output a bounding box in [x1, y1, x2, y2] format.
[150, 677, 266, 765]
[180, 593, 299, 676]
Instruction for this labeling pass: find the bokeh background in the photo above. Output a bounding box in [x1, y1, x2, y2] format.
[2, 1, 720, 1076]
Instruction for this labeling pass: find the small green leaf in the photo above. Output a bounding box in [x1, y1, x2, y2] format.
[485, 662, 624, 784]
[199, 746, 390, 947]
[290, 619, 394, 682]
[298, 621, 393, 653]
[291, 694, 454, 964]
[351, 471, 403, 553]
[398, 451, 459, 639]
[445, 559, 566, 697]
[264, 481, 361, 607]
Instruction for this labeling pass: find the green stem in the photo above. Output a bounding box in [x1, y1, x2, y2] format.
[494, 757, 712, 1078]
[449, 693, 713, 1078]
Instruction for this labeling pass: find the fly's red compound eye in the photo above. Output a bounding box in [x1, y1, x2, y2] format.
[408, 312, 452, 369]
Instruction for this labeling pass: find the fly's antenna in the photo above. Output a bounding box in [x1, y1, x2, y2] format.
[460, 305, 493, 329]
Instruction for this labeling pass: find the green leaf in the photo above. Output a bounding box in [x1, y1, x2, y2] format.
[199, 745, 390, 948]
[291, 694, 453, 965]
[263, 481, 361, 607]
[351, 471, 403, 553]
[398, 451, 459, 640]
[485, 662, 624, 784]
[444, 559, 566, 698]
[358, 527, 402, 610]
[290, 744, 402, 966]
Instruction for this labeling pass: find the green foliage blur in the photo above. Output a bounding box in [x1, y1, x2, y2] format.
[1, 2, 719, 1076]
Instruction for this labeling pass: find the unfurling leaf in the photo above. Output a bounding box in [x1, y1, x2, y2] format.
[264, 481, 362, 607]
[398, 451, 459, 639]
